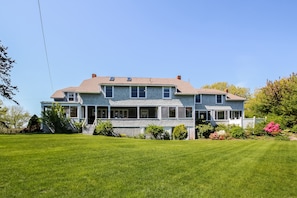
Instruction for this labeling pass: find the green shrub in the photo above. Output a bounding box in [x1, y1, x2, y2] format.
[145, 124, 167, 140]
[42, 103, 72, 133]
[275, 132, 290, 141]
[94, 120, 114, 136]
[163, 131, 171, 140]
[266, 114, 288, 129]
[215, 124, 228, 132]
[291, 125, 297, 133]
[173, 124, 188, 140]
[74, 121, 83, 133]
[253, 121, 267, 136]
[229, 125, 245, 139]
[27, 115, 41, 132]
[244, 124, 254, 138]
[119, 133, 127, 138]
[196, 123, 214, 138]
[135, 133, 146, 139]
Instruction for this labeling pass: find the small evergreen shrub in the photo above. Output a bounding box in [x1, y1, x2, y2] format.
[94, 120, 114, 136]
[27, 115, 41, 132]
[173, 124, 188, 140]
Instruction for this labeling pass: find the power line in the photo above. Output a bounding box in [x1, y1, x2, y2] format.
[37, 0, 54, 91]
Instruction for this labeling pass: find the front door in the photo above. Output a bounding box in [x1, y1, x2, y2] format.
[87, 106, 95, 124]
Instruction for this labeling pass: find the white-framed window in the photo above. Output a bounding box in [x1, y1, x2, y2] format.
[130, 86, 146, 98]
[161, 107, 176, 118]
[163, 87, 171, 99]
[195, 94, 202, 104]
[169, 107, 176, 118]
[196, 110, 211, 121]
[67, 92, 77, 102]
[140, 109, 149, 118]
[178, 107, 193, 118]
[70, 106, 78, 117]
[105, 86, 113, 98]
[97, 107, 108, 118]
[186, 107, 192, 118]
[111, 109, 128, 118]
[216, 95, 223, 104]
[215, 110, 227, 120]
[230, 111, 242, 119]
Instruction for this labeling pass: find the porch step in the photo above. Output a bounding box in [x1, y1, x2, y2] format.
[82, 124, 95, 135]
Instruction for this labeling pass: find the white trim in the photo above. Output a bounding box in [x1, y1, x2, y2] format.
[162, 87, 172, 99]
[104, 85, 114, 98]
[130, 86, 147, 99]
[67, 92, 77, 102]
[215, 95, 223, 104]
[195, 94, 202, 104]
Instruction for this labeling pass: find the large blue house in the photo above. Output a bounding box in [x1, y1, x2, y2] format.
[41, 74, 245, 139]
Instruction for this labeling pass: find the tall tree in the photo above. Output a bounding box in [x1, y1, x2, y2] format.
[246, 73, 297, 127]
[5, 106, 30, 128]
[0, 41, 18, 104]
[0, 100, 8, 128]
[202, 82, 251, 99]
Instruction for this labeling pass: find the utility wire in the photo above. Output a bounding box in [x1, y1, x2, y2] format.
[38, 0, 54, 91]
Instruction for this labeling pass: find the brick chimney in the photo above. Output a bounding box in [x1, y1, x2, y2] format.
[225, 88, 229, 93]
[92, 73, 97, 78]
[177, 75, 181, 80]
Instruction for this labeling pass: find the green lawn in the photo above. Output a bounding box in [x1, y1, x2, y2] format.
[0, 135, 297, 198]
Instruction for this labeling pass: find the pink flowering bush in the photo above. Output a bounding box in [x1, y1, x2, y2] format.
[209, 132, 219, 140]
[209, 132, 225, 140]
[264, 121, 281, 136]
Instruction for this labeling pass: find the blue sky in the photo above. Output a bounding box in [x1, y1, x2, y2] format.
[1, 0, 296, 115]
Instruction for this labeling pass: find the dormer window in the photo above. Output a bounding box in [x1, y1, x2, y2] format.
[67, 92, 76, 102]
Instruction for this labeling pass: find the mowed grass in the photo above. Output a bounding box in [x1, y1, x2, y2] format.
[1, 135, 297, 198]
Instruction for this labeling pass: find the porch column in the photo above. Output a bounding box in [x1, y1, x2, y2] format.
[158, 106, 162, 120]
[137, 106, 140, 119]
[95, 106, 97, 122]
[85, 105, 88, 124]
[108, 106, 111, 119]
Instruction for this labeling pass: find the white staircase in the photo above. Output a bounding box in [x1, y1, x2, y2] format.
[82, 124, 95, 135]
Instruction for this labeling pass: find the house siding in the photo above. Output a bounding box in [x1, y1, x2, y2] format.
[41, 76, 245, 138]
[195, 95, 243, 110]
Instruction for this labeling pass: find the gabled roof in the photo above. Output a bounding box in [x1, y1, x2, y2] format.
[226, 93, 246, 101]
[51, 76, 197, 99]
[196, 88, 246, 101]
[196, 88, 226, 95]
[51, 87, 78, 99]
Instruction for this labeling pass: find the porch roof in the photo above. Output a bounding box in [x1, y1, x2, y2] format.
[205, 105, 232, 110]
[109, 99, 184, 106]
